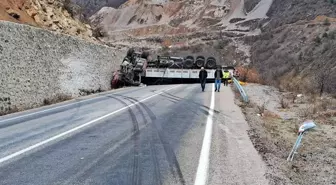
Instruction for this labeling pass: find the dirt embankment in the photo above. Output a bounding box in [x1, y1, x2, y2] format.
[0, 21, 125, 115]
[234, 83, 336, 185]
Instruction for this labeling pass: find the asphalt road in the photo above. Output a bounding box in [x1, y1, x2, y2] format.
[0, 84, 269, 185]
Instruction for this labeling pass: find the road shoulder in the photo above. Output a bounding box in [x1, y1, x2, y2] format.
[208, 86, 269, 185]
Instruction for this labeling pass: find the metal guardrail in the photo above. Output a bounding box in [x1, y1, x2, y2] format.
[287, 121, 316, 161]
[232, 77, 249, 103]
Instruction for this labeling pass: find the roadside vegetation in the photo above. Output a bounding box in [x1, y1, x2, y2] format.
[233, 81, 336, 185]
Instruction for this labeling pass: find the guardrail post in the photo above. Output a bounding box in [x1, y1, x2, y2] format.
[287, 121, 316, 161]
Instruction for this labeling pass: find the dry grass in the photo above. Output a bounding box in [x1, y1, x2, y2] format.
[320, 98, 333, 111]
[79, 88, 104, 96]
[298, 97, 335, 121]
[298, 104, 319, 119]
[0, 105, 20, 116]
[257, 102, 266, 115]
[236, 66, 263, 83]
[319, 110, 336, 117]
[263, 110, 281, 119]
[280, 96, 290, 109]
[43, 94, 72, 105]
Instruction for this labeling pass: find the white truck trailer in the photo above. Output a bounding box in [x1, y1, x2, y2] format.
[144, 67, 234, 80]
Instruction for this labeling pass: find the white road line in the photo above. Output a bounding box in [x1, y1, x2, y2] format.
[0, 86, 145, 123]
[0, 85, 180, 165]
[194, 83, 215, 185]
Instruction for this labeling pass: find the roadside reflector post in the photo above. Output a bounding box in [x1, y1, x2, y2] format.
[287, 120, 316, 161]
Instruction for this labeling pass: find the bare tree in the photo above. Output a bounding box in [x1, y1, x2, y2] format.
[240, 63, 253, 82]
[316, 67, 331, 96]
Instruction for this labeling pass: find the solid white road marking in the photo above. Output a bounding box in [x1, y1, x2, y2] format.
[0, 86, 146, 123]
[0, 85, 180, 165]
[194, 83, 215, 185]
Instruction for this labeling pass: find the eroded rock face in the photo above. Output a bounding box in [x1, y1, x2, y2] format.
[0, 0, 96, 42]
[29, 0, 96, 41]
[0, 0, 37, 25]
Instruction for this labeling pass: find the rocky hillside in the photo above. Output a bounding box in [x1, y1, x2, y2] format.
[0, 0, 95, 41]
[0, 0, 37, 26]
[90, 0, 230, 40]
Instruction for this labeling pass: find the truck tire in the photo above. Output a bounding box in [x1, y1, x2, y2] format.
[127, 48, 135, 58]
[185, 56, 194, 62]
[184, 59, 194, 68]
[195, 56, 205, 68]
[206, 57, 216, 69]
[141, 51, 149, 59]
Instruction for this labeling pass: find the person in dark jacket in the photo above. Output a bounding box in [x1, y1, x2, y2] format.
[199, 67, 208, 92]
[214, 66, 223, 92]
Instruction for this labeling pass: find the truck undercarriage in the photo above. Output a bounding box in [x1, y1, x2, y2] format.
[111, 48, 236, 88]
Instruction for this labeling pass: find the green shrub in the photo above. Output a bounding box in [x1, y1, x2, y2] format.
[329, 30, 336, 39]
[314, 36, 322, 44]
[322, 32, 328, 38]
[329, 0, 336, 4]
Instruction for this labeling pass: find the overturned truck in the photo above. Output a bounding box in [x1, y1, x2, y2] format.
[112, 48, 232, 87]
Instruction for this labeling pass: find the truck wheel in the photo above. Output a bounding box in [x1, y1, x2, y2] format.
[184, 59, 194, 68]
[127, 48, 135, 58]
[185, 56, 194, 62]
[206, 57, 216, 69]
[195, 56, 205, 68]
[141, 51, 149, 59]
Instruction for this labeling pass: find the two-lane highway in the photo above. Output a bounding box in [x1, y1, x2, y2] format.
[0, 84, 269, 185]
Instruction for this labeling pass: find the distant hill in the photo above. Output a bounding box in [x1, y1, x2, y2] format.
[70, 0, 127, 17]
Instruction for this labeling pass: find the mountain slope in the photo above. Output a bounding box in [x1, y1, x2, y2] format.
[247, 0, 336, 95]
[70, 0, 127, 17]
[89, 0, 230, 39]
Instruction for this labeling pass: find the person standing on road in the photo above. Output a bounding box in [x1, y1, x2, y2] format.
[199, 67, 208, 92]
[223, 69, 231, 86]
[214, 66, 223, 92]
